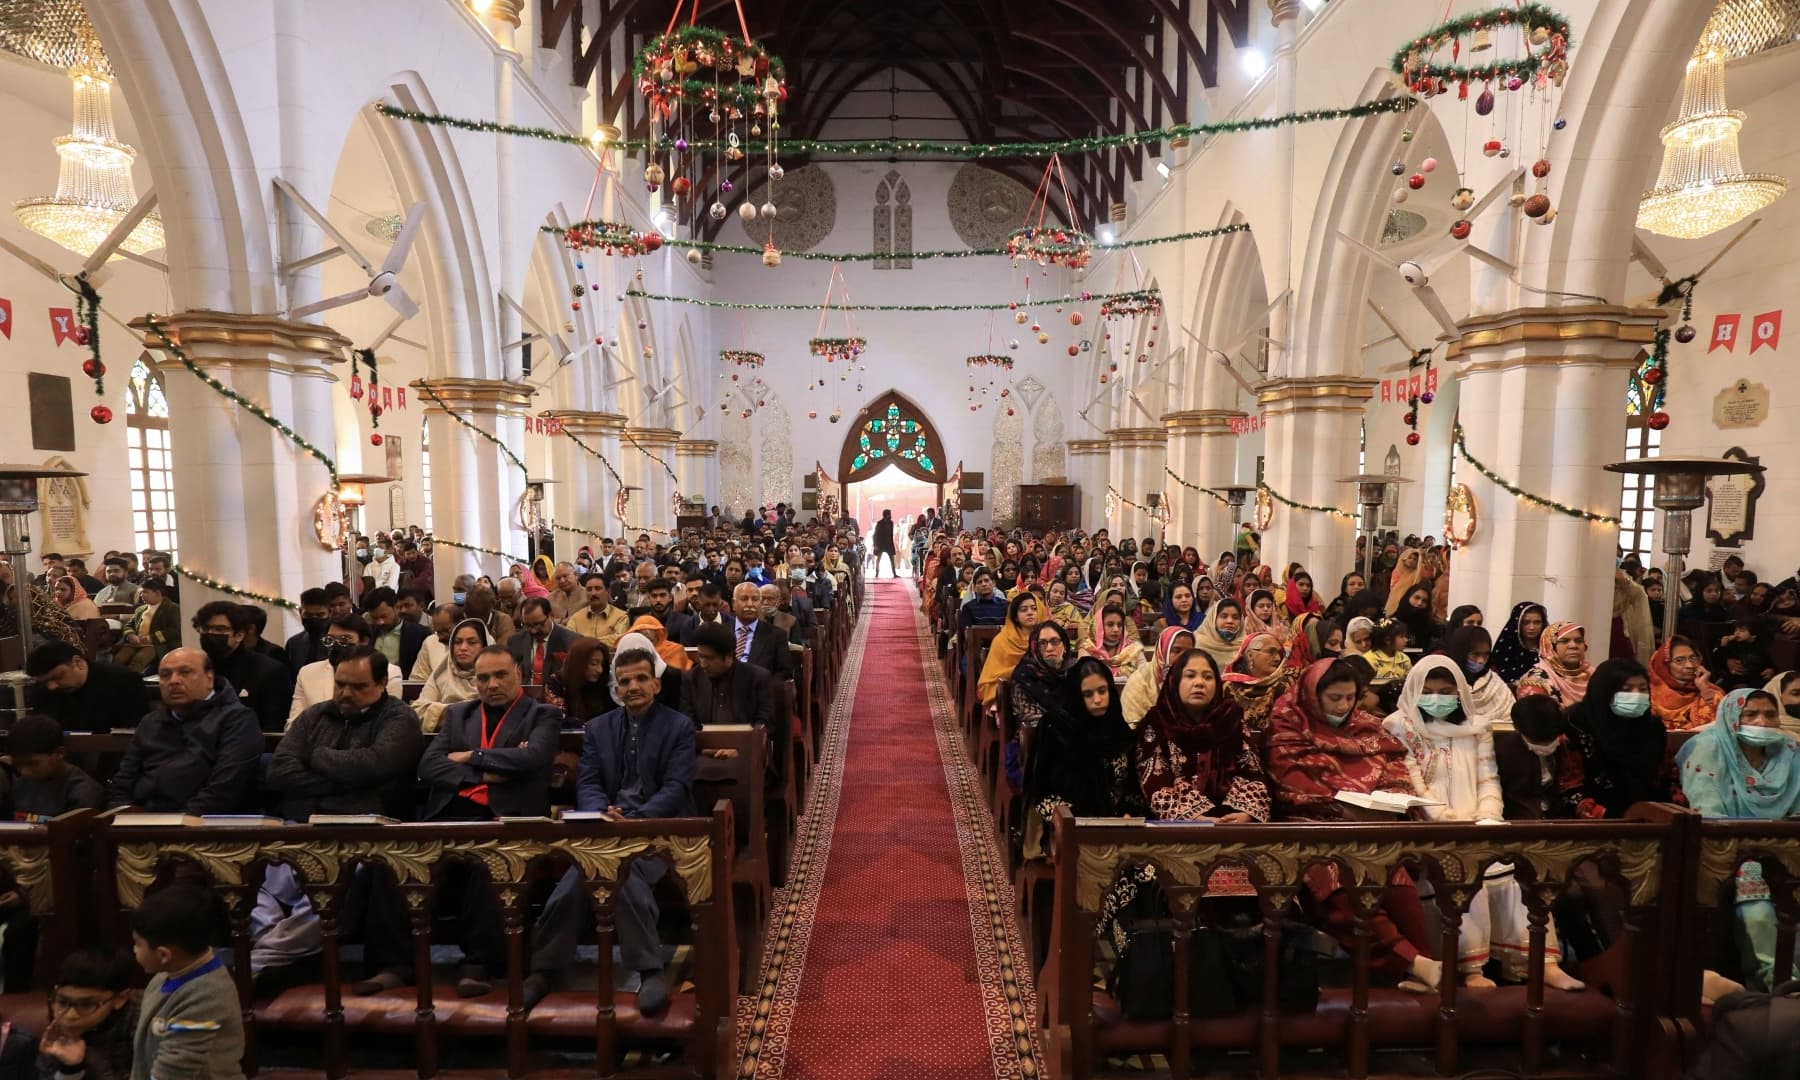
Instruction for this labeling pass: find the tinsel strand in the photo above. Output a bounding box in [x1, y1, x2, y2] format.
[545, 222, 1251, 260]
[417, 385, 528, 478]
[172, 563, 299, 611]
[624, 286, 1158, 313]
[1452, 423, 1620, 525]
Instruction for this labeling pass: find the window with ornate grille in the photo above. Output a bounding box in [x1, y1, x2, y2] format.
[125, 353, 177, 558]
[1620, 360, 1661, 564]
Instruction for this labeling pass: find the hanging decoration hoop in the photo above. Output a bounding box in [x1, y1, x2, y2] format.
[965, 354, 1013, 370]
[808, 337, 866, 362]
[1006, 153, 1092, 269]
[561, 220, 666, 256]
[1445, 482, 1479, 549]
[1100, 289, 1164, 320]
[1391, 3, 1573, 95]
[721, 348, 766, 367]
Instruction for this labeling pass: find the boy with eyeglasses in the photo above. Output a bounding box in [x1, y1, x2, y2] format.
[39, 947, 138, 1080]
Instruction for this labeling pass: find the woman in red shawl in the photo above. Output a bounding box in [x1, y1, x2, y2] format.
[1267, 659, 1443, 991]
[1133, 649, 1270, 822]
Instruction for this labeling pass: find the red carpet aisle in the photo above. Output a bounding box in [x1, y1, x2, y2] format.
[735, 580, 1041, 1080]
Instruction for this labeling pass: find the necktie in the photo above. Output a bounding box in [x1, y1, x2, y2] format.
[736, 623, 750, 662]
[534, 640, 545, 682]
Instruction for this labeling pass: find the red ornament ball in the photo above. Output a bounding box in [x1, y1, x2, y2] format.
[670, 176, 691, 197]
[1067, 345, 1079, 356]
[1406, 432, 1421, 446]
[1450, 219, 1472, 240]
[89, 404, 113, 424]
[72, 327, 89, 346]
[642, 232, 663, 251]
[1522, 194, 1552, 218]
[1408, 173, 1427, 190]
[808, 410, 817, 419]
[1648, 411, 1671, 430]
[370, 405, 383, 418]
[1006, 408, 1015, 416]
[1403, 411, 1416, 425]
[1531, 159, 1552, 179]
[571, 300, 581, 311]
[1675, 324, 1697, 344]
[1069, 311, 1084, 326]
[81, 359, 104, 379]
[1644, 366, 1664, 384]
[370, 433, 384, 446]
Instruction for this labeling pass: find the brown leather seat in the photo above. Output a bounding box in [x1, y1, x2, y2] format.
[255, 985, 507, 1035]
[0, 992, 47, 1037]
[525, 989, 697, 1041]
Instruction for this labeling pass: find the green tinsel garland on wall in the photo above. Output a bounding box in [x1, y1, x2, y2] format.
[1452, 423, 1620, 525]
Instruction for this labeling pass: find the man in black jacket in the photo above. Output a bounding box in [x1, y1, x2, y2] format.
[265, 648, 424, 821]
[284, 588, 332, 671]
[25, 641, 150, 732]
[193, 600, 294, 732]
[104, 648, 263, 813]
[680, 623, 775, 730]
[729, 582, 794, 681]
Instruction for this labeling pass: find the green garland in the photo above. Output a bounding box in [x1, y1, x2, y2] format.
[172, 563, 298, 611]
[1102, 290, 1164, 320]
[631, 24, 785, 115]
[434, 537, 530, 565]
[1391, 3, 1573, 91]
[1452, 423, 1619, 525]
[1163, 467, 1233, 506]
[623, 430, 680, 484]
[67, 272, 104, 401]
[417, 385, 528, 478]
[1259, 482, 1356, 521]
[375, 98, 1414, 158]
[629, 287, 1156, 313]
[564, 428, 625, 485]
[543, 221, 1249, 260]
[142, 314, 339, 486]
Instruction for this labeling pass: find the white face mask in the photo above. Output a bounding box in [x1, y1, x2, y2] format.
[1522, 737, 1561, 758]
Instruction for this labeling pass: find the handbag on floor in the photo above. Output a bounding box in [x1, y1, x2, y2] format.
[1106, 882, 1320, 1020]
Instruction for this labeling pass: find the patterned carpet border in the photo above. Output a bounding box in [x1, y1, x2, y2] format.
[911, 595, 1045, 1080]
[733, 596, 874, 1080]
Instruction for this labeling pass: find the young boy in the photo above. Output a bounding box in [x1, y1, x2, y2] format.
[4, 714, 103, 822]
[39, 947, 139, 1080]
[130, 884, 244, 1080]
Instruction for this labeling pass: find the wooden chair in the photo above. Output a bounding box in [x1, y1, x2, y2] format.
[695, 725, 768, 991]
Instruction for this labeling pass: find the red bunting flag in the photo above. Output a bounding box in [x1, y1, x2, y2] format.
[0, 298, 11, 339]
[396, 387, 406, 409]
[1750, 310, 1782, 353]
[1710, 313, 1741, 353]
[48, 307, 77, 346]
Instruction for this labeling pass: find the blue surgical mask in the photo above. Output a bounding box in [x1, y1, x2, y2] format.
[1461, 660, 1488, 680]
[1219, 628, 1238, 642]
[1611, 692, 1651, 718]
[1416, 693, 1461, 718]
[452, 591, 467, 604]
[1739, 726, 1788, 748]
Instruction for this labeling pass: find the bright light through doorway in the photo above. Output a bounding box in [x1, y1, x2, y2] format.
[846, 463, 939, 578]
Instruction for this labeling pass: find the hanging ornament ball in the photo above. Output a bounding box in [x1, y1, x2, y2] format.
[1475, 89, 1495, 116]
[1482, 139, 1502, 158]
[1450, 219, 1473, 240]
[1069, 311, 1084, 326]
[829, 413, 841, 424]
[1146, 339, 1155, 348]
[1080, 340, 1091, 352]
[1408, 173, 1427, 190]
[757, 399, 766, 407]
[571, 300, 582, 311]
[970, 404, 979, 412]
[686, 249, 703, 265]
[1420, 157, 1438, 173]
[1401, 128, 1416, 142]
[1392, 187, 1410, 205]
[1403, 411, 1416, 425]
[1553, 117, 1568, 131]
[1067, 344, 1080, 356]
[645, 164, 665, 187]
[72, 327, 89, 346]
[1099, 373, 1109, 383]
[89, 404, 113, 424]
[637, 320, 648, 330]
[762, 244, 781, 266]
[671, 176, 691, 197]
[1008, 338, 1020, 350]
[1508, 191, 1528, 208]
[1055, 305, 1063, 313]
[1391, 162, 1406, 176]
[1648, 410, 1671, 430]
[720, 179, 734, 194]
[1030, 323, 1042, 333]
[575, 259, 584, 270]
[1522, 194, 1552, 218]
[1506, 76, 1525, 91]
[589, 282, 600, 292]
[1014, 310, 1028, 324]
[1675, 324, 1698, 344]
[1644, 366, 1664, 384]
[739, 202, 758, 222]
[1531, 25, 1551, 45]
[1006, 408, 1015, 416]
[1037, 333, 1050, 344]
[760, 201, 778, 219]
[1498, 145, 1512, 159]
[81, 359, 104, 379]
[1531, 159, 1553, 179]
[1406, 431, 1422, 446]
[808, 410, 818, 419]
[1536, 207, 1558, 225]
[768, 163, 785, 181]
[370, 433, 384, 446]
[742, 409, 753, 419]
[1420, 391, 1435, 405]
[369, 404, 383, 419]
[708, 201, 727, 221]
[1450, 186, 1476, 211]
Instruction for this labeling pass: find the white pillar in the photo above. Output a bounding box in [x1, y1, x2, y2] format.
[415, 378, 536, 594]
[1164, 410, 1245, 557]
[1105, 427, 1168, 542]
[626, 427, 681, 536]
[1067, 439, 1109, 529]
[676, 440, 717, 513]
[1447, 306, 1656, 634]
[1254, 376, 1372, 577]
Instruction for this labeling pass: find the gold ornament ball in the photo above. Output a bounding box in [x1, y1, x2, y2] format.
[686, 249, 703, 265]
[1014, 311, 1028, 324]
[1037, 332, 1049, 344]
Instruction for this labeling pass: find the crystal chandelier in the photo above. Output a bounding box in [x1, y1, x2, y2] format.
[13, 66, 164, 258]
[1637, 48, 1786, 240]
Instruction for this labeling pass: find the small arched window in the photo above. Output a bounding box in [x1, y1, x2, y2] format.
[873, 170, 912, 270]
[125, 353, 178, 557]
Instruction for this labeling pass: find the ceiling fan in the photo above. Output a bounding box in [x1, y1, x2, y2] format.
[1362, 299, 1437, 374]
[275, 178, 424, 321]
[1337, 166, 1524, 340]
[1178, 291, 1287, 397]
[1629, 219, 1761, 307]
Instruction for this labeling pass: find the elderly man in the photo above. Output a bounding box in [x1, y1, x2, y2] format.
[759, 582, 798, 642]
[411, 603, 461, 680]
[627, 560, 660, 610]
[730, 582, 794, 680]
[494, 576, 523, 619]
[105, 648, 264, 813]
[547, 562, 584, 622]
[681, 623, 775, 730]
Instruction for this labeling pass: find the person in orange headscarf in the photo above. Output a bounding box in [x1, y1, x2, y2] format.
[627, 612, 690, 672]
[1649, 635, 1723, 731]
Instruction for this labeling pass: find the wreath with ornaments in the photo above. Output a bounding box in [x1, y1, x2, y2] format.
[633, 25, 786, 120]
[720, 348, 765, 367]
[1391, 3, 1573, 97]
[808, 337, 866, 363]
[965, 354, 1013, 370]
[1100, 289, 1163, 320]
[1006, 225, 1093, 270]
[561, 220, 666, 257]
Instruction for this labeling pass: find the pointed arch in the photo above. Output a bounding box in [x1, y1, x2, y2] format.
[839, 390, 947, 488]
[873, 170, 913, 270]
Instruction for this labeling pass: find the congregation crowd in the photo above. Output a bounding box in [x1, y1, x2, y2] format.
[0, 504, 861, 1078]
[922, 520, 1800, 1005]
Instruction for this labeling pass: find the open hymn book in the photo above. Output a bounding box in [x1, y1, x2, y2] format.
[1333, 791, 1443, 813]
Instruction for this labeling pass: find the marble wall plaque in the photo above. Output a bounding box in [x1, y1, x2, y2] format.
[1713, 380, 1770, 429]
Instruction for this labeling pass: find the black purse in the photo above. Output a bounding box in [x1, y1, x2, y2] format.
[1108, 882, 1321, 1021]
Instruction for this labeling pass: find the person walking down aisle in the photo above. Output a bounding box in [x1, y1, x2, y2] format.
[871, 509, 898, 578]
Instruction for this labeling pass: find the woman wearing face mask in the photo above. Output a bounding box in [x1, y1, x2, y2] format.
[1648, 636, 1723, 731]
[1019, 657, 1142, 860]
[1444, 625, 1514, 729]
[1080, 602, 1144, 678]
[1157, 581, 1204, 636]
[1135, 649, 1269, 823]
[1552, 658, 1669, 819]
[1761, 671, 1800, 735]
[1122, 626, 1195, 728]
[1189, 597, 1245, 671]
[1224, 631, 1299, 733]
[1492, 602, 1550, 688]
[416, 619, 490, 733]
[1678, 689, 1800, 990]
[1384, 657, 1586, 991]
[1517, 621, 1594, 707]
[1267, 659, 1443, 992]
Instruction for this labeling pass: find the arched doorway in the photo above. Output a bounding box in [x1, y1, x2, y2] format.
[838, 392, 947, 555]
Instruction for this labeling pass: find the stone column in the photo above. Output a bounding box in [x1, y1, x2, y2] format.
[676, 440, 718, 513]
[543, 410, 629, 545]
[1105, 427, 1169, 541]
[1447, 306, 1657, 635]
[414, 377, 534, 598]
[625, 427, 682, 536]
[133, 312, 350, 644]
[1163, 410, 1247, 557]
[1254, 376, 1374, 577]
[1066, 438, 1109, 530]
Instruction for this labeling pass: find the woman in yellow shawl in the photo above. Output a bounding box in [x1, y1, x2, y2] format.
[1045, 579, 1087, 647]
[1386, 548, 1425, 615]
[1190, 596, 1247, 671]
[978, 592, 1041, 709]
[1223, 631, 1300, 733]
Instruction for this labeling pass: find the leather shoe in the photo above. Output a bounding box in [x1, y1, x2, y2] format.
[637, 969, 670, 1014]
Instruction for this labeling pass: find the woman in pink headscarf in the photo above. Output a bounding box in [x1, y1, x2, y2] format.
[1516, 621, 1594, 707]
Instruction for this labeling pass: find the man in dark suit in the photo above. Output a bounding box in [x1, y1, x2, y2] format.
[636, 578, 696, 644]
[284, 588, 332, 671]
[527, 646, 695, 1012]
[354, 646, 560, 998]
[26, 641, 152, 732]
[505, 597, 579, 685]
[730, 582, 793, 681]
[363, 586, 431, 678]
[192, 600, 295, 733]
[680, 623, 775, 730]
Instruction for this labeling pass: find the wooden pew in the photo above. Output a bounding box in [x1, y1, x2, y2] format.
[962, 625, 1002, 779]
[0, 810, 93, 1035]
[1042, 806, 1686, 1080]
[695, 725, 768, 994]
[94, 810, 737, 1080]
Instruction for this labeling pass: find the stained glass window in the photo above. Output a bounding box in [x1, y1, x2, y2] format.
[850, 403, 933, 473]
[125, 354, 177, 557]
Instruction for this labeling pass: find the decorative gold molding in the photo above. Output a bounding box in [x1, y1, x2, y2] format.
[131, 311, 351, 378]
[413, 378, 537, 410]
[1695, 837, 1800, 906]
[625, 426, 682, 447]
[1446, 305, 1663, 359]
[1453, 351, 1644, 377]
[1254, 376, 1378, 407]
[1164, 409, 1249, 435]
[0, 848, 52, 913]
[481, 0, 523, 28]
[1066, 438, 1110, 454]
[543, 409, 628, 435]
[676, 439, 719, 455]
[1104, 427, 1169, 447]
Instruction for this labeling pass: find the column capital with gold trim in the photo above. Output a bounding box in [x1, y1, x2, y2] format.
[1164, 409, 1249, 436]
[1446, 304, 1662, 373]
[412, 377, 536, 414]
[132, 311, 351, 380]
[541, 409, 628, 436]
[676, 439, 719, 456]
[1255, 375, 1377, 417]
[624, 426, 682, 448]
[1067, 438, 1110, 456]
[1104, 427, 1169, 447]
